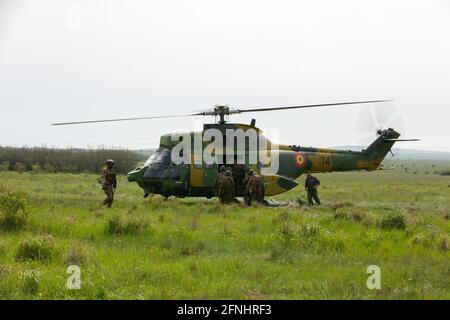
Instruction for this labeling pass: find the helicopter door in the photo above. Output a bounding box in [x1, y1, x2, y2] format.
[230, 155, 246, 196]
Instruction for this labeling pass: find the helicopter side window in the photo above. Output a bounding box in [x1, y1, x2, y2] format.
[170, 166, 181, 179]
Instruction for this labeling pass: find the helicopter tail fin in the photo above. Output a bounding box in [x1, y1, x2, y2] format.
[362, 128, 400, 169]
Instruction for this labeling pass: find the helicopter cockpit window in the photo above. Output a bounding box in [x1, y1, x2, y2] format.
[144, 149, 171, 166]
[143, 149, 172, 179]
[144, 152, 158, 166]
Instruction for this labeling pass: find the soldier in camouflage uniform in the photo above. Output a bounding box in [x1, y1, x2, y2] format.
[305, 170, 321, 206]
[214, 166, 227, 196]
[244, 169, 265, 205]
[100, 159, 117, 208]
[255, 173, 265, 204]
[217, 170, 234, 204]
[243, 169, 254, 205]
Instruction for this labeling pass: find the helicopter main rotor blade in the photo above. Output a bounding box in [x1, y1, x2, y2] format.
[235, 99, 393, 114]
[51, 99, 393, 125]
[51, 113, 203, 126]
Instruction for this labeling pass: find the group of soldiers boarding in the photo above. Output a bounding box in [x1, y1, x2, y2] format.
[98, 159, 321, 208]
[214, 166, 266, 205]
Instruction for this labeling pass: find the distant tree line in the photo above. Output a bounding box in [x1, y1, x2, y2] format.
[0, 147, 147, 175]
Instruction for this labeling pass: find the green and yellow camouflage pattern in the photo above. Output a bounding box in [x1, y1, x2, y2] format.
[127, 123, 400, 198]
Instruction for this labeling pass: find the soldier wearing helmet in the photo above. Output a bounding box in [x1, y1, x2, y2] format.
[217, 169, 235, 204]
[214, 165, 228, 196]
[100, 159, 117, 208]
[244, 168, 265, 205]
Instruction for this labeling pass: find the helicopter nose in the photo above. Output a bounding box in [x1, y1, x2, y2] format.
[127, 169, 140, 182]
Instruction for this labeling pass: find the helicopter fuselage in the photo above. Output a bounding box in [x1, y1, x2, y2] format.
[127, 123, 400, 198]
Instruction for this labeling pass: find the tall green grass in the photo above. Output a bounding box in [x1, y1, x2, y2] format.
[0, 166, 448, 300]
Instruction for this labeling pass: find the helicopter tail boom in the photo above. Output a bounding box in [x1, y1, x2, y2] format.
[361, 128, 400, 169]
[278, 128, 418, 177]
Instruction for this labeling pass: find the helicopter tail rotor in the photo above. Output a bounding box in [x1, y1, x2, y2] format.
[362, 127, 419, 167]
[355, 102, 406, 144]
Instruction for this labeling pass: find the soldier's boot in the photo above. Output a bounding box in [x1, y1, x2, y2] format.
[224, 193, 234, 205]
[312, 190, 321, 205]
[307, 191, 314, 206]
[106, 194, 114, 208]
[101, 198, 108, 207]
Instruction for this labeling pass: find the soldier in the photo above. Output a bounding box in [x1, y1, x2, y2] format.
[244, 169, 255, 205]
[256, 174, 266, 204]
[100, 159, 117, 208]
[217, 170, 234, 204]
[245, 169, 265, 205]
[305, 170, 321, 206]
[214, 166, 227, 196]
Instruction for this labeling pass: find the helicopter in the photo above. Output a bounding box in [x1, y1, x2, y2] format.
[52, 100, 418, 199]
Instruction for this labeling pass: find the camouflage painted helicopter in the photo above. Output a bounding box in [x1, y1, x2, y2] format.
[53, 100, 418, 198]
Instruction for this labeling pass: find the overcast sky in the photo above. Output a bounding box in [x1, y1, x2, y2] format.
[0, 0, 449, 151]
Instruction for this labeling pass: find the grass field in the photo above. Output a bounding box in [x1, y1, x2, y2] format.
[0, 164, 449, 300]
